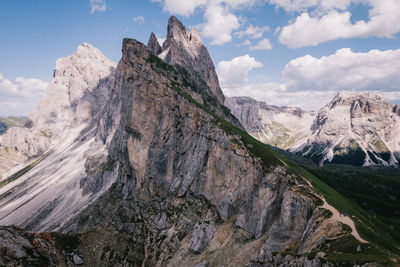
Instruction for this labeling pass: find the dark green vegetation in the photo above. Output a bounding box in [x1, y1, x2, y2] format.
[320, 235, 396, 266]
[329, 139, 366, 166]
[0, 116, 27, 134]
[330, 146, 366, 166]
[0, 150, 51, 189]
[143, 51, 400, 265]
[306, 164, 400, 232]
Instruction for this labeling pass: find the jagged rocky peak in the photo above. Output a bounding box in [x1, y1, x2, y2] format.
[163, 15, 202, 53]
[0, 42, 119, 231]
[227, 93, 400, 167]
[73, 37, 349, 265]
[0, 42, 116, 178]
[32, 42, 116, 128]
[147, 16, 225, 105]
[147, 32, 162, 55]
[329, 91, 392, 115]
[298, 90, 400, 167]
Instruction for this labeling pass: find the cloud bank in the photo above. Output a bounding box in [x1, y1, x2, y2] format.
[275, 0, 400, 48]
[0, 73, 48, 116]
[219, 48, 400, 110]
[217, 55, 263, 88]
[90, 0, 106, 14]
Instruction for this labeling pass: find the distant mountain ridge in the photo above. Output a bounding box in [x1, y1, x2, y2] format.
[0, 116, 27, 135]
[225, 97, 315, 150]
[226, 92, 400, 167]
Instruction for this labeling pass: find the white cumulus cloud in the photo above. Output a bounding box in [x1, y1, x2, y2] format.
[276, 0, 400, 48]
[158, 0, 206, 16]
[221, 48, 400, 110]
[283, 48, 400, 92]
[217, 55, 263, 88]
[269, 0, 353, 13]
[90, 0, 106, 14]
[250, 38, 272, 50]
[202, 4, 241, 45]
[236, 24, 270, 39]
[0, 73, 48, 116]
[133, 16, 145, 24]
[237, 40, 251, 47]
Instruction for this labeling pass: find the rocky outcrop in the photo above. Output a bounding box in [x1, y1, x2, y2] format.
[148, 16, 225, 105]
[188, 223, 216, 254]
[147, 32, 162, 55]
[0, 226, 85, 266]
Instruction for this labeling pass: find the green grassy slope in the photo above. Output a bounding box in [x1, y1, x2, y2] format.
[306, 165, 400, 231]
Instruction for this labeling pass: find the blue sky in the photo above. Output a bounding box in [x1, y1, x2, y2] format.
[1, 0, 400, 116]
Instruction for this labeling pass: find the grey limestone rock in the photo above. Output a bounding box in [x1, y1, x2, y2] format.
[147, 32, 162, 55]
[73, 254, 84, 265]
[188, 223, 216, 254]
[151, 16, 225, 105]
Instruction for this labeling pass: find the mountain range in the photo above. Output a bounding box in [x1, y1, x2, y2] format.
[226, 92, 400, 167]
[0, 17, 399, 266]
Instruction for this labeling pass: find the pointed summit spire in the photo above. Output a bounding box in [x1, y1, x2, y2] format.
[147, 32, 162, 55]
[159, 16, 225, 104]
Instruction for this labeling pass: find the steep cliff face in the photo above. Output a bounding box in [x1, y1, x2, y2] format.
[55, 38, 363, 266]
[0, 17, 378, 266]
[298, 91, 400, 166]
[149, 16, 225, 105]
